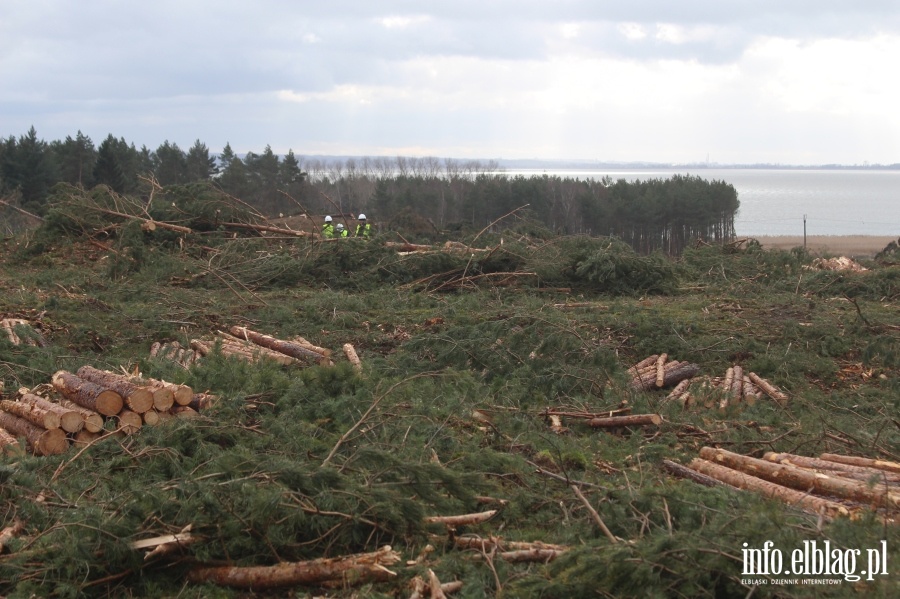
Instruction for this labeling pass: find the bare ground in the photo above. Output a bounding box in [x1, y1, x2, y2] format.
[747, 235, 897, 258]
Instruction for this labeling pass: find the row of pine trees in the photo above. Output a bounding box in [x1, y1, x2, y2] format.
[1, 127, 738, 254]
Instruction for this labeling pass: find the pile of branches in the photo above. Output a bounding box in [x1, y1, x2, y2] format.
[0, 367, 210, 456]
[665, 447, 900, 523]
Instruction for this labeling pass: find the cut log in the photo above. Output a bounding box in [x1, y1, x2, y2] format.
[51, 371, 123, 417]
[343, 343, 362, 372]
[747, 372, 788, 404]
[142, 409, 161, 426]
[186, 545, 400, 589]
[116, 409, 143, 434]
[699, 447, 900, 509]
[424, 510, 497, 527]
[655, 353, 668, 388]
[630, 362, 699, 391]
[290, 336, 332, 357]
[132, 375, 193, 408]
[190, 339, 212, 356]
[730, 365, 744, 402]
[172, 406, 201, 418]
[57, 399, 104, 433]
[819, 453, 900, 475]
[18, 393, 83, 433]
[0, 426, 25, 456]
[188, 392, 217, 411]
[665, 379, 691, 401]
[0, 519, 25, 553]
[765, 452, 900, 482]
[72, 430, 102, 446]
[661, 459, 735, 488]
[215, 335, 299, 365]
[687, 458, 852, 520]
[588, 414, 662, 428]
[628, 355, 659, 375]
[0, 411, 68, 456]
[149, 341, 161, 357]
[229, 326, 326, 363]
[0, 399, 61, 430]
[76, 366, 154, 414]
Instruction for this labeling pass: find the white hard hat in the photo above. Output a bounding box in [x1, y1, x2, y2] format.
[324, 215, 332, 222]
[358, 213, 366, 220]
[336, 223, 344, 230]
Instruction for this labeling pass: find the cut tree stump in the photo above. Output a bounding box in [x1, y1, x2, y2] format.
[0, 411, 68, 456]
[76, 366, 154, 414]
[51, 371, 123, 417]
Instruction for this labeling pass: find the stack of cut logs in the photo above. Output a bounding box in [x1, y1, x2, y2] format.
[186, 326, 361, 371]
[664, 366, 788, 409]
[1, 318, 46, 347]
[627, 354, 788, 410]
[0, 366, 214, 457]
[665, 448, 900, 522]
[629, 354, 700, 392]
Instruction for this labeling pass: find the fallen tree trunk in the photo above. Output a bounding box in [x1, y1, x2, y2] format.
[0, 411, 68, 456]
[230, 326, 326, 363]
[18, 393, 84, 433]
[0, 399, 61, 430]
[699, 447, 900, 509]
[819, 453, 900, 475]
[290, 336, 332, 357]
[187, 545, 400, 590]
[76, 366, 154, 414]
[588, 414, 662, 428]
[688, 458, 852, 520]
[51, 371, 123, 417]
[450, 536, 568, 553]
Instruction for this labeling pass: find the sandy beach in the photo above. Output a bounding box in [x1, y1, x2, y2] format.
[749, 235, 897, 258]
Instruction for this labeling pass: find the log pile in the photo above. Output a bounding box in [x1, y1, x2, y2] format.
[663, 366, 788, 409]
[0, 368, 214, 456]
[667, 447, 900, 521]
[1, 318, 46, 347]
[187, 326, 346, 369]
[628, 354, 700, 391]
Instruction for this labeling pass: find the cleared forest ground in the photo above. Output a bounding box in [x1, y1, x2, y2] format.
[0, 221, 898, 598]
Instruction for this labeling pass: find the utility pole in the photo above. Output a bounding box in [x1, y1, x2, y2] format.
[803, 214, 807, 249]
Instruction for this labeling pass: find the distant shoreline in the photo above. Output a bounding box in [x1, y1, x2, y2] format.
[747, 235, 896, 257]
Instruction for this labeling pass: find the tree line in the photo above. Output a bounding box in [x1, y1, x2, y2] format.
[1, 127, 738, 254]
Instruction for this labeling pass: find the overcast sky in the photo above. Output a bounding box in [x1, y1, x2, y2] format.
[2, 1, 899, 165]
